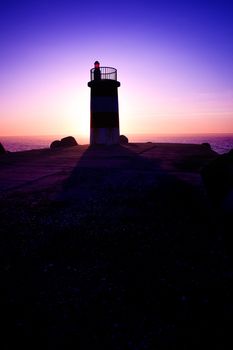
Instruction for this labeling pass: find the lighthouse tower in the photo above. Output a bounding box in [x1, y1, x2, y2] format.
[88, 61, 121, 145]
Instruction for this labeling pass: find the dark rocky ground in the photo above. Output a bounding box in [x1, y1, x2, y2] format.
[0, 144, 232, 349]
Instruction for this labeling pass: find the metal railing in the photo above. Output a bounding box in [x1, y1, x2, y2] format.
[90, 66, 117, 81]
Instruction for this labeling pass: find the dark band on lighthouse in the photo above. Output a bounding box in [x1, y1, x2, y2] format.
[88, 63, 121, 145]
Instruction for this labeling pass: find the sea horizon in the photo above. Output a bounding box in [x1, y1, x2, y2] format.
[1, 132, 233, 154]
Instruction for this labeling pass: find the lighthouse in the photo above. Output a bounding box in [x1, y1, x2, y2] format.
[88, 61, 121, 145]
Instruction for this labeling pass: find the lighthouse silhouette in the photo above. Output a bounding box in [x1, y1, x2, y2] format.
[88, 61, 121, 145]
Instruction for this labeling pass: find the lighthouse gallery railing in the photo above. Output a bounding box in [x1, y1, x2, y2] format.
[90, 67, 117, 81]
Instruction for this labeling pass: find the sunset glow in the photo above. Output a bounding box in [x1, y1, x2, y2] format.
[1, 0, 233, 137]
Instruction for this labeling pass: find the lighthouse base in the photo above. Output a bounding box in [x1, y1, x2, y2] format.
[90, 128, 119, 145]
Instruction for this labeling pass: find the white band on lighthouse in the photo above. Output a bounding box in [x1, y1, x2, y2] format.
[90, 128, 120, 145]
[91, 97, 119, 113]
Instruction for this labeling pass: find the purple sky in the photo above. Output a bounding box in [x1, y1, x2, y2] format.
[1, 0, 233, 136]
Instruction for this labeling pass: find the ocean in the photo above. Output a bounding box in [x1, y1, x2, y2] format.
[1, 133, 233, 154]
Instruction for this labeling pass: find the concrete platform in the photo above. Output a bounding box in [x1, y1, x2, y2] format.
[0, 143, 217, 195]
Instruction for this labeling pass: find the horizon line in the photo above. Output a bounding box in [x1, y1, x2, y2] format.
[1, 132, 233, 138]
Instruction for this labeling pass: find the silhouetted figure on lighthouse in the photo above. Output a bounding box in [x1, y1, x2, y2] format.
[93, 61, 101, 81]
[88, 61, 121, 145]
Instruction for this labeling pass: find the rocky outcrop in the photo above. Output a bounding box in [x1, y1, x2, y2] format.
[119, 135, 128, 144]
[201, 142, 212, 150]
[201, 149, 233, 210]
[50, 136, 78, 149]
[60, 136, 78, 147]
[50, 140, 61, 149]
[0, 142, 6, 155]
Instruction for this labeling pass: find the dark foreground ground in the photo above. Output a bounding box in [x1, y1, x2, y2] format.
[0, 143, 232, 349]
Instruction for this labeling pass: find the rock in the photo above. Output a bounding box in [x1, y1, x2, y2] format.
[201, 148, 233, 207]
[0, 142, 6, 155]
[60, 136, 78, 147]
[201, 142, 212, 150]
[119, 135, 128, 144]
[50, 136, 78, 149]
[50, 140, 61, 149]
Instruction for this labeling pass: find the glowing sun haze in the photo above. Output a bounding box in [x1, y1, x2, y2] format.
[1, 0, 233, 137]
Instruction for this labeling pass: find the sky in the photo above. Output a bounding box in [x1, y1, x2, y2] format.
[1, 0, 233, 137]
